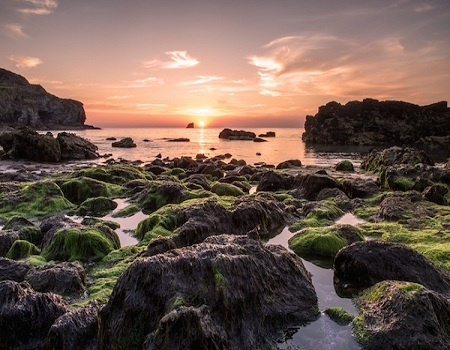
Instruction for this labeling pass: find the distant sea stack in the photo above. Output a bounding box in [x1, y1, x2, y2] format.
[186, 122, 194, 128]
[302, 98, 450, 146]
[0, 68, 90, 130]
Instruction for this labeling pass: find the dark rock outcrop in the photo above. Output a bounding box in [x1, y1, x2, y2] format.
[219, 128, 256, 140]
[302, 99, 450, 146]
[0, 68, 86, 129]
[98, 235, 318, 350]
[334, 240, 450, 296]
[0, 127, 98, 162]
[186, 122, 194, 128]
[0, 257, 32, 282]
[0, 280, 67, 350]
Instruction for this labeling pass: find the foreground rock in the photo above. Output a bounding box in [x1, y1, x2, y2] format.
[302, 98, 450, 146]
[0, 280, 67, 350]
[0, 127, 99, 162]
[334, 240, 450, 296]
[0, 68, 87, 129]
[353, 280, 450, 350]
[98, 235, 318, 350]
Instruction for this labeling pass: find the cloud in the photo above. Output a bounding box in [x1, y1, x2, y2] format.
[3, 24, 28, 38]
[9, 55, 43, 68]
[125, 77, 165, 88]
[107, 95, 134, 100]
[247, 34, 447, 100]
[143, 50, 199, 69]
[17, 0, 58, 15]
[180, 76, 223, 86]
[414, 4, 435, 13]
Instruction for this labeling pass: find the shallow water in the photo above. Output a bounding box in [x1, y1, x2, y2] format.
[267, 226, 361, 350]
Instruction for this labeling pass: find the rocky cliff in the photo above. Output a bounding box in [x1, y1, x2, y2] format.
[302, 98, 450, 146]
[0, 68, 87, 129]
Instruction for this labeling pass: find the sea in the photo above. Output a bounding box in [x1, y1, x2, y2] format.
[71, 127, 376, 167]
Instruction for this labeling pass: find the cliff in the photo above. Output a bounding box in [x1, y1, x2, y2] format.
[0, 68, 87, 129]
[302, 98, 450, 146]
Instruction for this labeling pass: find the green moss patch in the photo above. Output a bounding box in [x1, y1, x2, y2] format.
[77, 196, 118, 216]
[6, 240, 40, 260]
[211, 182, 245, 197]
[59, 177, 122, 205]
[324, 306, 354, 325]
[42, 227, 119, 262]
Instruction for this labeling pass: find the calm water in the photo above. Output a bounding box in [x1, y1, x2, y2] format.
[73, 127, 373, 167]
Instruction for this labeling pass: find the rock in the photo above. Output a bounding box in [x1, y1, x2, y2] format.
[333, 240, 450, 296]
[167, 138, 190, 142]
[0, 68, 86, 129]
[353, 280, 450, 350]
[186, 122, 194, 128]
[422, 184, 448, 205]
[6, 239, 40, 260]
[135, 181, 190, 213]
[361, 146, 435, 172]
[98, 235, 318, 350]
[0, 231, 19, 257]
[106, 137, 116, 141]
[218, 128, 256, 140]
[112, 137, 136, 148]
[184, 174, 211, 191]
[276, 159, 302, 169]
[0, 280, 67, 350]
[293, 173, 343, 201]
[342, 178, 380, 198]
[0, 127, 99, 162]
[3, 216, 35, 231]
[256, 171, 294, 192]
[335, 160, 354, 171]
[259, 131, 276, 137]
[25, 262, 86, 295]
[77, 196, 118, 216]
[0, 257, 32, 282]
[302, 99, 450, 146]
[377, 195, 414, 221]
[57, 132, 99, 160]
[48, 302, 101, 350]
[253, 137, 267, 142]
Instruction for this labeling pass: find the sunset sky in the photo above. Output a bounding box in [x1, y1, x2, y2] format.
[1, 0, 449, 128]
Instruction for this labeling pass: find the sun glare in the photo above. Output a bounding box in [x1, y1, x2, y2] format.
[199, 120, 205, 127]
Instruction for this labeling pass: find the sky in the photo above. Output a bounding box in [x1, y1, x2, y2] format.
[1, 0, 449, 128]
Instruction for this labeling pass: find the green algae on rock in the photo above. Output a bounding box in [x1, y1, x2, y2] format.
[6, 239, 40, 260]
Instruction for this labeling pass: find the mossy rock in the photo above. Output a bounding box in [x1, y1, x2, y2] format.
[324, 306, 354, 325]
[211, 182, 245, 197]
[77, 197, 118, 216]
[136, 181, 190, 213]
[18, 226, 44, 246]
[3, 216, 35, 231]
[290, 200, 345, 230]
[6, 240, 41, 260]
[135, 209, 178, 242]
[388, 176, 416, 191]
[42, 227, 120, 262]
[73, 164, 153, 185]
[335, 160, 354, 172]
[0, 181, 74, 219]
[288, 224, 364, 258]
[59, 177, 121, 205]
[112, 204, 141, 218]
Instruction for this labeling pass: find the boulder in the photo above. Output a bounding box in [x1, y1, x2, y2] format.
[218, 128, 256, 140]
[57, 132, 99, 160]
[335, 160, 354, 172]
[334, 240, 450, 296]
[167, 138, 190, 142]
[112, 137, 136, 148]
[276, 159, 302, 169]
[292, 173, 343, 201]
[25, 261, 86, 295]
[259, 131, 276, 137]
[422, 184, 448, 205]
[98, 235, 318, 350]
[302, 99, 450, 146]
[0, 280, 67, 350]
[0, 68, 86, 129]
[256, 171, 294, 192]
[48, 302, 101, 350]
[0, 257, 32, 282]
[353, 280, 450, 350]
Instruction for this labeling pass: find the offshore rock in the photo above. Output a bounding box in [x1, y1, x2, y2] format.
[302, 99, 450, 146]
[334, 240, 450, 296]
[98, 235, 318, 350]
[219, 128, 256, 140]
[112, 137, 136, 148]
[0, 68, 86, 129]
[0, 280, 67, 350]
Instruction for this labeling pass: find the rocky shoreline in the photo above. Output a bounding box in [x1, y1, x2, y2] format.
[0, 144, 449, 349]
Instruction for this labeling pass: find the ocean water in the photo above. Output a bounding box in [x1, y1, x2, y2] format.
[73, 127, 374, 167]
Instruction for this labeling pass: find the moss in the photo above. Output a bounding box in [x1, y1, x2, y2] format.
[352, 315, 370, 344]
[72, 164, 153, 184]
[288, 225, 363, 258]
[42, 227, 118, 262]
[0, 181, 74, 219]
[335, 160, 354, 172]
[290, 201, 345, 230]
[3, 216, 35, 230]
[6, 240, 40, 260]
[390, 176, 416, 191]
[18, 226, 44, 246]
[324, 306, 354, 325]
[59, 177, 122, 205]
[211, 182, 245, 197]
[24, 255, 47, 266]
[77, 196, 118, 216]
[213, 265, 226, 290]
[135, 208, 178, 242]
[112, 204, 141, 218]
[397, 281, 425, 297]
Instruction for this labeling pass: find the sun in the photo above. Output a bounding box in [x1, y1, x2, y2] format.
[199, 120, 205, 128]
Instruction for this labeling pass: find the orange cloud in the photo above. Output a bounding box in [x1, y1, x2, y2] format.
[143, 50, 199, 69]
[9, 54, 43, 68]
